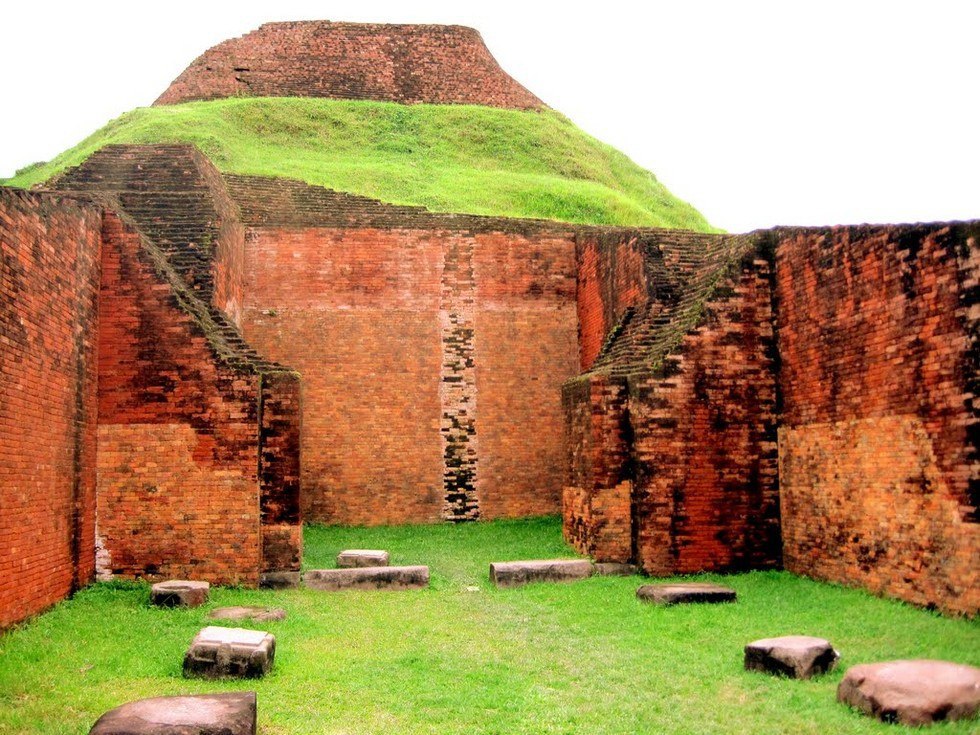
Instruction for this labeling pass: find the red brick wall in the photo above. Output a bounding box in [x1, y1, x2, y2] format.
[562, 376, 633, 561]
[0, 188, 101, 629]
[776, 223, 979, 616]
[97, 212, 263, 585]
[575, 234, 649, 371]
[241, 226, 578, 524]
[156, 21, 543, 109]
[630, 251, 781, 574]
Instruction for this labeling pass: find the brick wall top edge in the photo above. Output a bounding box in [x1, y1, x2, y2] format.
[0, 185, 103, 217]
[154, 20, 544, 109]
[765, 220, 980, 240]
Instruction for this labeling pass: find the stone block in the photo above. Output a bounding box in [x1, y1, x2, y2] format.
[837, 659, 980, 725]
[89, 692, 256, 734]
[593, 562, 639, 576]
[304, 566, 429, 591]
[209, 606, 287, 622]
[489, 559, 594, 588]
[260, 571, 300, 589]
[183, 626, 275, 679]
[744, 635, 839, 678]
[150, 580, 209, 608]
[636, 582, 737, 605]
[337, 549, 390, 568]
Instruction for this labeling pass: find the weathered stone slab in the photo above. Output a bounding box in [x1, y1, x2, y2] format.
[209, 606, 287, 622]
[149, 580, 209, 608]
[744, 635, 839, 679]
[593, 562, 639, 576]
[489, 559, 594, 588]
[837, 659, 980, 725]
[260, 571, 300, 589]
[636, 582, 737, 605]
[337, 549, 390, 568]
[89, 692, 256, 735]
[183, 626, 275, 679]
[304, 565, 429, 590]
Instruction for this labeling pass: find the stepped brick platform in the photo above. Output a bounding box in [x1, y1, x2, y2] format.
[337, 550, 390, 568]
[155, 21, 543, 109]
[837, 660, 980, 725]
[489, 559, 595, 588]
[636, 583, 737, 605]
[744, 635, 839, 679]
[209, 606, 287, 622]
[183, 626, 276, 679]
[89, 692, 256, 735]
[150, 580, 210, 607]
[304, 566, 430, 590]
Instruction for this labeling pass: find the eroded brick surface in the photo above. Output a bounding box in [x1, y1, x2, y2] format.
[776, 223, 979, 616]
[155, 21, 543, 109]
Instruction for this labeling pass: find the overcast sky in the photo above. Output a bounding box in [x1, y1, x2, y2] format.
[2, 1, 977, 232]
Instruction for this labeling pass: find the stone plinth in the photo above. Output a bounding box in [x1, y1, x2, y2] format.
[337, 550, 390, 568]
[209, 606, 287, 622]
[837, 660, 980, 725]
[744, 635, 839, 679]
[593, 562, 639, 576]
[183, 626, 275, 679]
[489, 559, 594, 588]
[636, 583, 737, 605]
[304, 566, 429, 591]
[260, 571, 301, 589]
[150, 580, 209, 608]
[89, 692, 256, 735]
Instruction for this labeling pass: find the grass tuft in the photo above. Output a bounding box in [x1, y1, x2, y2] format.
[0, 98, 717, 231]
[0, 517, 976, 734]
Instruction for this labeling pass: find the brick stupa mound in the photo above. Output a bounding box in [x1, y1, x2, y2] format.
[155, 21, 544, 109]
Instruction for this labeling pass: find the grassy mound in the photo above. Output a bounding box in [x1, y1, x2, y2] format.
[1, 518, 977, 734]
[3, 98, 715, 231]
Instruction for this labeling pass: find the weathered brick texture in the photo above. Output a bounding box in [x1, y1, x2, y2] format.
[240, 223, 579, 524]
[96, 212, 264, 584]
[775, 223, 979, 616]
[563, 233, 781, 574]
[0, 188, 101, 629]
[155, 21, 543, 110]
[629, 245, 781, 574]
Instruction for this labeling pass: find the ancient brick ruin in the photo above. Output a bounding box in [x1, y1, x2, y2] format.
[1, 21, 976, 627]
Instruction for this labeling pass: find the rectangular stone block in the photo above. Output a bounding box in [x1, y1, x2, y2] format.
[183, 626, 275, 679]
[489, 559, 595, 588]
[304, 566, 429, 591]
[336, 550, 390, 568]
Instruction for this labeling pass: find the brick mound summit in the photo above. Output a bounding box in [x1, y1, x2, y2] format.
[155, 21, 544, 109]
[0, 21, 977, 630]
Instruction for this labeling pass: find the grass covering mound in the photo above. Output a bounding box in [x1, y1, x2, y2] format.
[1, 517, 977, 734]
[3, 98, 715, 231]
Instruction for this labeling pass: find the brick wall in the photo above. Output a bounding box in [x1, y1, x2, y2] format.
[0, 188, 101, 629]
[97, 211, 301, 585]
[563, 234, 781, 573]
[155, 21, 543, 109]
[630, 245, 781, 574]
[241, 224, 578, 524]
[561, 375, 633, 561]
[776, 223, 979, 616]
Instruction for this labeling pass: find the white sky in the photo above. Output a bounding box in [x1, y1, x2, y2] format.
[1, 1, 977, 232]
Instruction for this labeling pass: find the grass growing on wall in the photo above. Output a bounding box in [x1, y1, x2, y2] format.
[2, 98, 716, 231]
[1, 517, 977, 735]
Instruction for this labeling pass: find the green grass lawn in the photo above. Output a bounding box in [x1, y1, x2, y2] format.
[0, 517, 976, 734]
[1, 98, 715, 231]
